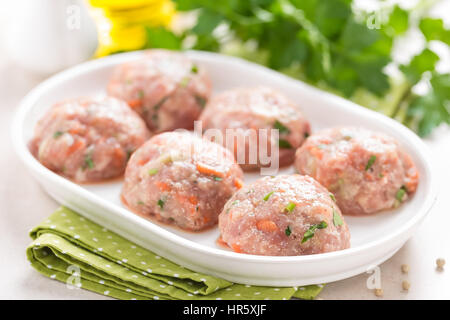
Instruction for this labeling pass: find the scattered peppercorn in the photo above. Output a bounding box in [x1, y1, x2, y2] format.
[402, 280, 410, 291]
[374, 288, 383, 297]
[401, 264, 410, 274]
[436, 258, 445, 270]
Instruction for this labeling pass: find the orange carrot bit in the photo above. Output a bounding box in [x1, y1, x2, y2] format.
[188, 196, 198, 205]
[309, 146, 324, 160]
[256, 220, 278, 232]
[128, 99, 142, 109]
[365, 172, 374, 181]
[234, 178, 244, 189]
[155, 181, 171, 192]
[196, 163, 225, 178]
[231, 243, 243, 253]
[68, 127, 81, 135]
[66, 140, 85, 155]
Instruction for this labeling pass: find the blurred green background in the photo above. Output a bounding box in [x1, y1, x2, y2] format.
[91, 0, 449, 137]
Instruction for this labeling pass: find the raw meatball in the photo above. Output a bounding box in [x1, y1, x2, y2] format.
[29, 97, 150, 183]
[294, 127, 419, 216]
[218, 174, 350, 256]
[121, 131, 244, 231]
[199, 86, 310, 171]
[107, 49, 211, 133]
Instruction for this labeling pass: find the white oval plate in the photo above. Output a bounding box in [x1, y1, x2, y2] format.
[12, 50, 437, 286]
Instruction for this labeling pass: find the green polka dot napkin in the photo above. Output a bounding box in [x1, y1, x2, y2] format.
[27, 207, 324, 300]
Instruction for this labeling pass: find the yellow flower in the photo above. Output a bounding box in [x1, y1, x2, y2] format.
[89, 0, 175, 56]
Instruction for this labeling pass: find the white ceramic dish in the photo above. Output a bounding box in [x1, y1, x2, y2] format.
[12, 50, 437, 286]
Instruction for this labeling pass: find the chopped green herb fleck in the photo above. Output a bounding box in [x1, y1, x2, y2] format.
[195, 95, 207, 108]
[148, 168, 158, 175]
[263, 191, 274, 201]
[157, 199, 165, 209]
[379, 173, 384, 178]
[138, 90, 144, 99]
[365, 155, 377, 171]
[278, 139, 292, 149]
[83, 154, 94, 170]
[191, 64, 198, 74]
[213, 176, 223, 181]
[137, 201, 145, 205]
[396, 186, 407, 202]
[180, 77, 190, 87]
[329, 193, 336, 202]
[302, 221, 328, 243]
[285, 226, 292, 236]
[53, 131, 64, 139]
[343, 135, 352, 141]
[153, 96, 168, 111]
[126, 149, 134, 160]
[284, 202, 296, 213]
[273, 120, 290, 134]
[333, 209, 343, 227]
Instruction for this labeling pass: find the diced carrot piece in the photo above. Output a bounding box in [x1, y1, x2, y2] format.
[128, 99, 142, 109]
[113, 147, 125, 166]
[137, 158, 148, 165]
[256, 220, 278, 232]
[196, 163, 225, 178]
[309, 146, 324, 160]
[188, 196, 198, 205]
[231, 243, 242, 253]
[66, 140, 85, 155]
[155, 181, 171, 192]
[68, 128, 81, 135]
[234, 178, 243, 189]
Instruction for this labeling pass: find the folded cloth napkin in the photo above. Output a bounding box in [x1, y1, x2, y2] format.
[27, 207, 324, 300]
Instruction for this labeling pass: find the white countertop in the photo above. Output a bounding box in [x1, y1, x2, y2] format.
[1, 7, 449, 298]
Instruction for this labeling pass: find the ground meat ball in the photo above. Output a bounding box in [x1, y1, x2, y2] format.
[199, 86, 310, 171]
[107, 49, 211, 133]
[29, 97, 150, 183]
[218, 174, 350, 256]
[121, 131, 244, 231]
[294, 127, 419, 216]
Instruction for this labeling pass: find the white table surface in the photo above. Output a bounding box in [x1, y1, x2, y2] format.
[1, 5, 449, 299]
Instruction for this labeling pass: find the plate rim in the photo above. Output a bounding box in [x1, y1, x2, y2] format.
[11, 50, 438, 266]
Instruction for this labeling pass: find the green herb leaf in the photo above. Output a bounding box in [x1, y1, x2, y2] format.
[273, 120, 290, 134]
[284, 202, 296, 213]
[148, 168, 159, 175]
[213, 176, 223, 181]
[138, 90, 144, 99]
[191, 64, 199, 74]
[153, 96, 169, 110]
[395, 186, 407, 202]
[400, 48, 439, 85]
[263, 191, 274, 201]
[365, 155, 376, 171]
[333, 209, 343, 227]
[407, 72, 450, 137]
[301, 221, 328, 243]
[157, 199, 165, 209]
[53, 131, 64, 139]
[144, 26, 181, 50]
[195, 95, 207, 108]
[285, 225, 292, 236]
[83, 154, 94, 170]
[180, 77, 190, 87]
[278, 139, 292, 149]
[419, 17, 450, 45]
[387, 5, 409, 36]
[329, 193, 336, 202]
